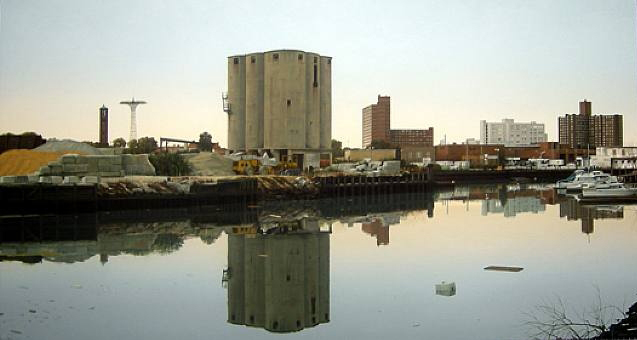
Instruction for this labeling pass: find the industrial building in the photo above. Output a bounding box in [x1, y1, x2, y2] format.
[226, 229, 330, 333]
[479, 119, 547, 146]
[225, 50, 332, 170]
[558, 100, 623, 148]
[361, 95, 434, 148]
[99, 105, 108, 147]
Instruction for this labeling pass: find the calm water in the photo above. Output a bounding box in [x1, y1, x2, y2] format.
[1, 184, 636, 340]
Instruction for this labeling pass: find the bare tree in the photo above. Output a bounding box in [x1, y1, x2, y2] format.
[524, 287, 627, 340]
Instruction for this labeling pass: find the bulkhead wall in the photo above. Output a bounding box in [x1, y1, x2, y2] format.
[319, 56, 332, 149]
[264, 50, 307, 150]
[227, 56, 246, 151]
[245, 53, 265, 150]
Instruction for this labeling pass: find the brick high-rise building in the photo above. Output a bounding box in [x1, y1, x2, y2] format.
[362, 95, 391, 148]
[362, 95, 433, 148]
[558, 100, 623, 148]
[390, 128, 434, 146]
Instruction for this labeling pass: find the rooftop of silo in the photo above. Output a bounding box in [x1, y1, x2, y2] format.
[228, 49, 331, 58]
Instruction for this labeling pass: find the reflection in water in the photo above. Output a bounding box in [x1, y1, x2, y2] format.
[0, 184, 635, 339]
[481, 196, 545, 217]
[558, 199, 624, 234]
[226, 224, 330, 333]
[0, 185, 629, 265]
[361, 213, 401, 246]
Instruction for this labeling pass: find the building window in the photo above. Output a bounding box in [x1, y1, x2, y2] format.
[287, 99, 291, 106]
[327, 58, 331, 65]
[314, 56, 318, 63]
[251, 56, 256, 63]
[233, 57, 239, 64]
[273, 53, 279, 61]
[313, 64, 318, 87]
[298, 54, 303, 61]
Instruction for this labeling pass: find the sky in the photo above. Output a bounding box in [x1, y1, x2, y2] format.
[0, 0, 636, 148]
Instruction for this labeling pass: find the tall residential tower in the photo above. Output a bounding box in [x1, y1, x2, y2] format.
[558, 100, 623, 148]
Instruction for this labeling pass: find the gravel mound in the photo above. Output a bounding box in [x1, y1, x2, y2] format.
[35, 139, 100, 155]
[0, 149, 65, 176]
[185, 152, 234, 176]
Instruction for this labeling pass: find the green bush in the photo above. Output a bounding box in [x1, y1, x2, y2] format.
[149, 152, 192, 176]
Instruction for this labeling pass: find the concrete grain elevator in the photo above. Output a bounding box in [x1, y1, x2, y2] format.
[224, 50, 332, 170]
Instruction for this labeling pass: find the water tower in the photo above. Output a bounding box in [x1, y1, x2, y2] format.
[120, 97, 147, 141]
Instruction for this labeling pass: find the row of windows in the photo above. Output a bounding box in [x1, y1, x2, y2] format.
[234, 55, 331, 64]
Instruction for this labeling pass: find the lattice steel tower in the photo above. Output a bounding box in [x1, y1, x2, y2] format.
[120, 97, 147, 141]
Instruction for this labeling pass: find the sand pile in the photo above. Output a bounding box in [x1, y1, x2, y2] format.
[0, 149, 67, 176]
[35, 140, 100, 155]
[185, 152, 235, 176]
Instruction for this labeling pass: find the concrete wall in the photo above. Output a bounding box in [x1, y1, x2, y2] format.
[228, 56, 246, 151]
[319, 56, 332, 149]
[245, 53, 264, 151]
[344, 148, 398, 161]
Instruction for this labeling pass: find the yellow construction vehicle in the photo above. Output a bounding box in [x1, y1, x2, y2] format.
[232, 159, 260, 175]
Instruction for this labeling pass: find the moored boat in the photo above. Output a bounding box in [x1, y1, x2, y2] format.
[580, 182, 637, 198]
[556, 170, 619, 192]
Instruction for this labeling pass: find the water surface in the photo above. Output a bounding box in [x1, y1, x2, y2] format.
[1, 185, 636, 340]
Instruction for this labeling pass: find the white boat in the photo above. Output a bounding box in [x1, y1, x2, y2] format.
[556, 170, 619, 191]
[580, 182, 637, 198]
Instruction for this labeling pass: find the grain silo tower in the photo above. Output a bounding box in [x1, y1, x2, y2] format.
[225, 50, 332, 170]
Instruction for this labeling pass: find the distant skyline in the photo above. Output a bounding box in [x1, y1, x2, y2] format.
[1, 0, 635, 148]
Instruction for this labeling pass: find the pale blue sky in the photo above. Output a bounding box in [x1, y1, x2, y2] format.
[1, 0, 635, 147]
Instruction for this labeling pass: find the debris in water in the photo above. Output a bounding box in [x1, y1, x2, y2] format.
[71, 284, 83, 289]
[435, 281, 457, 296]
[28, 309, 36, 313]
[11, 329, 22, 334]
[484, 266, 523, 272]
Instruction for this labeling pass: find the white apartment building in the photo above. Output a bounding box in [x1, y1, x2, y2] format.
[590, 147, 637, 169]
[480, 119, 547, 146]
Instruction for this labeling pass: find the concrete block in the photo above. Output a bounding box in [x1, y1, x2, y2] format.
[98, 171, 122, 177]
[28, 176, 40, 183]
[87, 162, 98, 172]
[120, 170, 127, 176]
[0, 176, 17, 184]
[38, 166, 51, 175]
[49, 164, 63, 175]
[111, 156, 122, 165]
[82, 156, 99, 165]
[63, 176, 80, 184]
[39, 176, 52, 183]
[98, 158, 115, 166]
[50, 176, 63, 184]
[61, 154, 79, 164]
[15, 176, 29, 184]
[81, 176, 100, 184]
[63, 164, 89, 173]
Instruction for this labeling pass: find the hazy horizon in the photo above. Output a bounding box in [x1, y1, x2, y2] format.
[1, 0, 635, 148]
